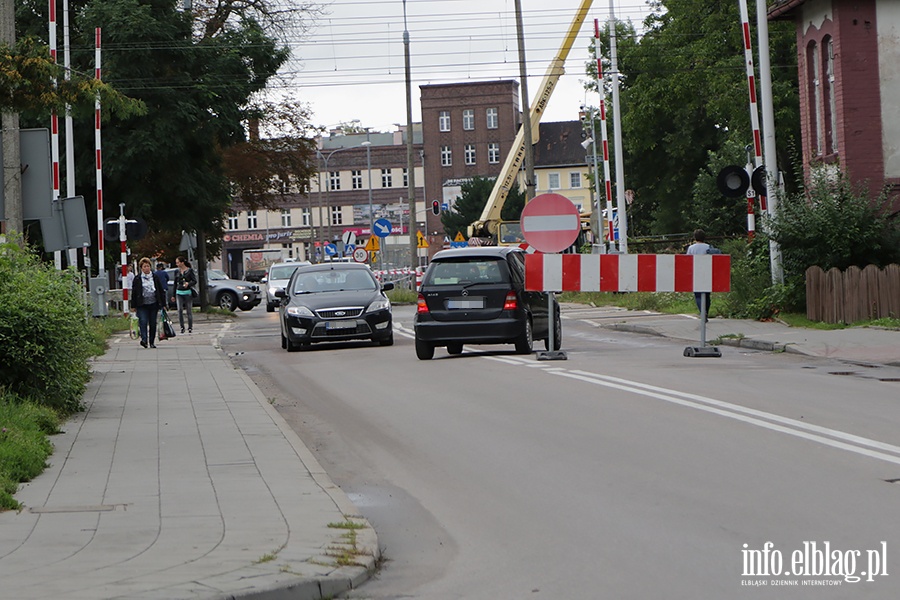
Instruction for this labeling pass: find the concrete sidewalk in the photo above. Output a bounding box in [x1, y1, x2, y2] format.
[562, 304, 900, 368]
[0, 318, 377, 600]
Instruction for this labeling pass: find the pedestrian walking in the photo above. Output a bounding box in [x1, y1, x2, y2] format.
[686, 229, 717, 320]
[155, 262, 169, 298]
[174, 256, 197, 334]
[132, 257, 167, 348]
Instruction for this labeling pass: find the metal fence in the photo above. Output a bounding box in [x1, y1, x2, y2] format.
[806, 264, 900, 323]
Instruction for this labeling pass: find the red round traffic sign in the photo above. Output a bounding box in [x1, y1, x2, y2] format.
[520, 193, 581, 253]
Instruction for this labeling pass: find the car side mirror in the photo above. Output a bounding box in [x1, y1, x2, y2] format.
[275, 289, 287, 298]
[382, 282, 395, 292]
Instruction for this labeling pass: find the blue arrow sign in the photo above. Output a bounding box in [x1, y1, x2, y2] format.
[373, 218, 392, 238]
[324, 243, 337, 256]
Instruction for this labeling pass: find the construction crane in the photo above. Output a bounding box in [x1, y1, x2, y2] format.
[469, 0, 593, 238]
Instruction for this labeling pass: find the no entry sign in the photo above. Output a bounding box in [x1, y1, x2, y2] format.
[520, 193, 581, 253]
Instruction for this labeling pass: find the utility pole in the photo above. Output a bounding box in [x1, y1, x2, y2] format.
[1, 0, 23, 236]
[514, 0, 535, 201]
[403, 0, 418, 279]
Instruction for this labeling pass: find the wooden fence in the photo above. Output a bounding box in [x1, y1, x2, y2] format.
[806, 264, 900, 323]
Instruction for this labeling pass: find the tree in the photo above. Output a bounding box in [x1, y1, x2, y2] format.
[587, 0, 799, 236]
[440, 177, 526, 241]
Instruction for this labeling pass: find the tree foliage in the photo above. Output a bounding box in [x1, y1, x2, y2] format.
[588, 0, 800, 237]
[0, 37, 144, 117]
[440, 177, 525, 240]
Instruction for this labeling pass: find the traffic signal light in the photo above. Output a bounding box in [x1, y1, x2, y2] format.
[431, 200, 441, 216]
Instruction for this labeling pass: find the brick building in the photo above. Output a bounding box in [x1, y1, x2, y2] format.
[769, 0, 900, 213]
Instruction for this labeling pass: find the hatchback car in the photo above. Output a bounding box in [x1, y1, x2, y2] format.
[413, 247, 561, 360]
[276, 263, 394, 351]
[265, 261, 311, 312]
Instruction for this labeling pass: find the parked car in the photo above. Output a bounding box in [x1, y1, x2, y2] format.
[276, 263, 394, 351]
[265, 261, 311, 312]
[164, 268, 261, 311]
[413, 247, 561, 360]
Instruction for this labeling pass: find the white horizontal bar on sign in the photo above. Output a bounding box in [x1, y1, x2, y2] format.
[522, 214, 580, 232]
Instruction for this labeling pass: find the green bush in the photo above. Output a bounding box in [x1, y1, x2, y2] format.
[0, 239, 98, 413]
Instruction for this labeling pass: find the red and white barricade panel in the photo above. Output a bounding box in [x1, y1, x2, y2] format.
[525, 253, 731, 293]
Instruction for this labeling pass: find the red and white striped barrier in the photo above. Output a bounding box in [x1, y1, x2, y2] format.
[373, 268, 414, 283]
[525, 254, 731, 293]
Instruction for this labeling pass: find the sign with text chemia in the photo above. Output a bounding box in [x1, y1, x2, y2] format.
[741, 541, 888, 586]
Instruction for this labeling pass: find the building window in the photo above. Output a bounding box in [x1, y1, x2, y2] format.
[464, 144, 476, 165]
[281, 209, 291, 227]
[329, 171, 341, 191]
[247, 210, 258, 229]
[486, 107, 498, 129]
[548, 173, 560, 190]
[331, 206, 342, 225]
[352, 170, 363, 189]
[463, 109, 475, 130]
[570, 172, 582, 188]
[807, 41, 824, 156]
[441, 145, 452, 167]
[824, 36, 838, 154]
[228, 211, 238, 230]
[488, 142, 500, 164]
[301, 207, 310, 226]
[382, 168, 392, 188]
[403, 168, 409, 187]
[439, 110, 450, 132]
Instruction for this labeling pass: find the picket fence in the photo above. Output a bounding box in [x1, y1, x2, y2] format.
[805, 264, 900, 323]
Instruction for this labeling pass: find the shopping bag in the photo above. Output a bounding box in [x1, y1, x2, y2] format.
[159, 309, 176, 340]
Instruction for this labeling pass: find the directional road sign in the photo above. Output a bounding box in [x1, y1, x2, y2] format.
[324, 243, 337, 256]
[373, 218, 392, 238]
[520, 193, 581, 253]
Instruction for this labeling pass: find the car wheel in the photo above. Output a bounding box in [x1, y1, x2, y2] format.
[544, 311, 562, 351]
[415, 337, 434, 360]
[378, 333, 394, 346]
[514, 316, 534, 354]
[281, 332, 287, 349]
[266, 303, 275, 313]
[286, 336, 300, 352]
[217, 291, 238, 311]
[447, 342, 463, 355]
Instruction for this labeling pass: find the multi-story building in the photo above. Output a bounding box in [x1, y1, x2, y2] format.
[769, 0, 900, 213]
[221, 126, 425, 277]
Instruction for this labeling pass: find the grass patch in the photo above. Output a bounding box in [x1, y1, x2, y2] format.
[559, 291, 701, 316]
[0, 395, 62, 511]
[324, 519, 370, 567]
[386, 287, 418, 304]
[255, 551, 278, 563]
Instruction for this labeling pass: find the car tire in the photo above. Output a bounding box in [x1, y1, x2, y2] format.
[415, 337, 435, 360]
[544, 310, 562, 351]
[378, 333, 394, 347]
[447, 342, 463, 355]
[266, 303, 275, 313]
[514, 316, 533, 354]
[281, 332, 287, 349]
[286, 336, 300, 352]
[218, 291, 238, 311]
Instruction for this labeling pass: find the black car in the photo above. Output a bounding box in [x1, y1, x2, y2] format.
[276, 263, 394, 351]
[414, 247, 561, 360]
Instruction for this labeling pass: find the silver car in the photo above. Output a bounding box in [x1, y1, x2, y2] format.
[165, 268, 261, 311]
[265, 262, 311, 312]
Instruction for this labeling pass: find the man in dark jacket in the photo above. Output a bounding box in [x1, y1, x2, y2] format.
[132, 257, 168, 348]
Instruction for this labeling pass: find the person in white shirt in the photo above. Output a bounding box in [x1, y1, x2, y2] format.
[686, 229, 713, 319]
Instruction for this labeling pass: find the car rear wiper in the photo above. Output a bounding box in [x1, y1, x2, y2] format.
[460, 281, 498, 291]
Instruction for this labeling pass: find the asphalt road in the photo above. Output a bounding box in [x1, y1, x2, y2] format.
[222, 305, 900, 599]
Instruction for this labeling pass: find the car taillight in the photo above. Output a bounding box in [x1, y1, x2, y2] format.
[417, 293, 429, 313]
[503, 291, 518, 311]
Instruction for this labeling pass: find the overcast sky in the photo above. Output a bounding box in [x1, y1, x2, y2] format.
[270, 0, 655, 133]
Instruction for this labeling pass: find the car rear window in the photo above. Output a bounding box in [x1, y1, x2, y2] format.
[425, 259, 507, 285]
[269, 265, 299, 280]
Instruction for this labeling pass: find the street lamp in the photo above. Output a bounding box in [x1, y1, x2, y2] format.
[361, 133, 374, 267]
[315, 145, 357, 261]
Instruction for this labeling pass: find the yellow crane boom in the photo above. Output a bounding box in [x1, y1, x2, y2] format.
[471, 0, 593, 236]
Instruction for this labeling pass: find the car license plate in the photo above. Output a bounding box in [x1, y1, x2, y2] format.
[447, 298, 484, 309]
[326, 320, 356, 330]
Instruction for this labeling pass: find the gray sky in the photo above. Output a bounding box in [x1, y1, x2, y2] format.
[272, 0, 654, 133]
